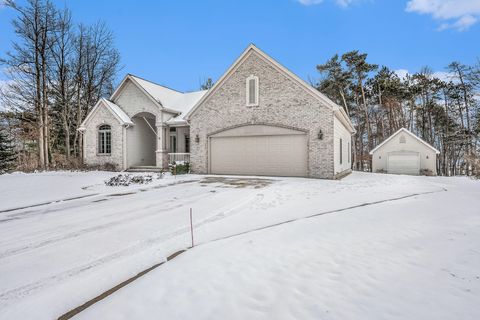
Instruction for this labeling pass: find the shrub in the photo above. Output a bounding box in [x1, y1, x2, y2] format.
[105, 174, 153, 186]
[420, 169, 434, 176]
[171, 162, 190, 175]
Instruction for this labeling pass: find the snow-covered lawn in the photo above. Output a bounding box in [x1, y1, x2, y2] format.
[0, 171, 479, 319]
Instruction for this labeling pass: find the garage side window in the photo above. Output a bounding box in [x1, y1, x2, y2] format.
[348, 142, 350, 163]
[98, 125, 111, 155]
[340, 138, 343, 164]
[246, 75, 259, 106]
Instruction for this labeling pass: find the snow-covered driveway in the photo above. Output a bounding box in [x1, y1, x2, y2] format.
[0, 171, 478, 319]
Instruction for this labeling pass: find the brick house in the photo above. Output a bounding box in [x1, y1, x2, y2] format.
[79, 44, 355, 179]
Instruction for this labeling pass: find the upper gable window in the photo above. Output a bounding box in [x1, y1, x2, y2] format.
[246, 75, 259, 106]
[399, 135, 406, 144]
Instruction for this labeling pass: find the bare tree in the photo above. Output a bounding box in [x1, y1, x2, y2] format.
[2, 0, 57, 169]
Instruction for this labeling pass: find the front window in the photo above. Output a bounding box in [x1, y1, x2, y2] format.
[185, 135, 190, 153]
[98, 125, 111, 154]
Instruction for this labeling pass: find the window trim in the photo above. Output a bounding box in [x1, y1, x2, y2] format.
[339, 138, 343, 165]
[185, 135, 190, 153]
[348, 141, 350, 163]
[97, 124, 112, 155]
[246, 75, 259, 107]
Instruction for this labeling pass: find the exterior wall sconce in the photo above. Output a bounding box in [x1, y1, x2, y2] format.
[195, 134, 200, 143]
[426, 155, 429, 159]
[317, 129, 323, 140]
[379, 156, 381, 159]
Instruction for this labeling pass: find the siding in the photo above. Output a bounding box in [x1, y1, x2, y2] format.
[372, 132, 437, 175]
[333, 116, 352, 174]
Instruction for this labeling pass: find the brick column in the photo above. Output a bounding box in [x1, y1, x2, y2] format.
[155, 123, 169, 169]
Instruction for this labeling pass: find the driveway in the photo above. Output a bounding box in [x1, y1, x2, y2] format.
[0, 171, 464, 319]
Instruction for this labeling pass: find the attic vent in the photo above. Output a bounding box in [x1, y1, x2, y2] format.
[399, 135, 406, 144]
[246, 75, 259, 106]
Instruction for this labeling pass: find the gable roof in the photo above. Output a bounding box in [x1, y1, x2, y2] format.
[369, 128, 440, 154]
[78, 98, 133, 131]
[184, 44, 355, 134]
[110, 74, 206, 116]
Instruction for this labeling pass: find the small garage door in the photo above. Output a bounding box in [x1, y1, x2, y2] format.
[387, 153, 420, 175]
[209, 126, 307, 177]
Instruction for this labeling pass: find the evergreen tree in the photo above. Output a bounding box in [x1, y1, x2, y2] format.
[0, 127, 17, 173]
[200, 78, 214, 90]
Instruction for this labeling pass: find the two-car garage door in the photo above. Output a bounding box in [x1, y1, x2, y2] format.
[209, 125, 307, 177]
[387, 153, 420, 175]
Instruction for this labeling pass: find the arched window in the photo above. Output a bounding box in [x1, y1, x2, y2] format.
[98, 125, 111, 154]
[246, 75, 259, 106]
[399, 135, 406, 144]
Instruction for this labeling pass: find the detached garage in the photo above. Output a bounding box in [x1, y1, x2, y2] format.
[370, 128, 440, 176]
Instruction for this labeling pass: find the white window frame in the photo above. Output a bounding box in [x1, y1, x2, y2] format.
[246, 75, 259, 107]
[348, 141, 350, 163]
[339, 138, 343, 165]
[98, 124, 112, 155]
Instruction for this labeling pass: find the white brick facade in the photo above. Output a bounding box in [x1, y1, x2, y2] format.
[83, 106, 125, 169]
[188, 51, 336, 179]
[81, 46, 354, 178]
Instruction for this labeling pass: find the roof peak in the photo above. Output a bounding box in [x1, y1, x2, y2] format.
[370, 127, 440, 154]
[128, 74, 183, 94]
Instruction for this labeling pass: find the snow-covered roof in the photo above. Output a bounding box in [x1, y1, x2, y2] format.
[129, 75, 184, 108]
[112, 74, 207, 119]
[101, 99, 134, 125]
[369, 128, 440, 155]
[79, 98, 133, 131]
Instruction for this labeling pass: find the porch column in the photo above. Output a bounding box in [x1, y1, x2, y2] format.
[155, 122, 169, 169]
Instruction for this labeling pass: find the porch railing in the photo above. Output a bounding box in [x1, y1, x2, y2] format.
[168, 153, 190, 163]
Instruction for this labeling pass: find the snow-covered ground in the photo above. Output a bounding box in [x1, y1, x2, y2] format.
[0, 171, 479, 319]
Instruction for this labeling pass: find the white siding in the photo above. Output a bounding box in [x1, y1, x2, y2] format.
[333, 116, 352, 175]
[372, 132, 437, 175]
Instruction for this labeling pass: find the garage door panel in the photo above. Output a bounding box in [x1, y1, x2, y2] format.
[387, 154, 420, 175]
[210, 135, 307, 177]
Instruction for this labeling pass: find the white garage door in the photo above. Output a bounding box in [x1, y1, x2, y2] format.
[387, 153, 420, 175]
[210, 133, 307, 177]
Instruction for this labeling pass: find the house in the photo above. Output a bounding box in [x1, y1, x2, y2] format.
[79, 44, 355, 179]
[370, 128, 440, 175]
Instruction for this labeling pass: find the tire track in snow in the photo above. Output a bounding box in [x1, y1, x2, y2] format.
[0, 187, 215, 260]
[0, 191, 265, 308]
[0, 180, 201, 249]
[0, 179, 200, 223]
[54, 187, 447, 319]
[203, 187, 448, 244]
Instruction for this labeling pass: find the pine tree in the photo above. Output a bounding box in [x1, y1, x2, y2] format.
[0, 127, 17, 173]
[200, 78, 214, 90]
